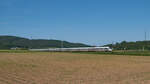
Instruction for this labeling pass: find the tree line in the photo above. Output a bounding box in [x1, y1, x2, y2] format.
[106, 41, 150, 50]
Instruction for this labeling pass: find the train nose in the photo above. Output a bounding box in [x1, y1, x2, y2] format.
[108, 49, 112, 51]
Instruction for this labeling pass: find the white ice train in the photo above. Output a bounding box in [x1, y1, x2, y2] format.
[29, 47, 112, 52]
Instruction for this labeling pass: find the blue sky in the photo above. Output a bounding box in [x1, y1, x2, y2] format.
[0, 0, 150, 45]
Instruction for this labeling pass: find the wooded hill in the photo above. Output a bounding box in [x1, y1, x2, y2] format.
[0, 36, 90, 49]
[106, 41, 150, 50]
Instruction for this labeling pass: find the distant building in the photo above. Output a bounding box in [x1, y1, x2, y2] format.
[10, 47, 21, 50]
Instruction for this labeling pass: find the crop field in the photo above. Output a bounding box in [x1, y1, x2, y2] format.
[0, 52, 150, 84]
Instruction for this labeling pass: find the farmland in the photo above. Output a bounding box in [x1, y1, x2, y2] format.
[0, 52, 150, 84]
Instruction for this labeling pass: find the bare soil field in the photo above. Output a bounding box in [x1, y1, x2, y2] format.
[0, 52, 150, 84]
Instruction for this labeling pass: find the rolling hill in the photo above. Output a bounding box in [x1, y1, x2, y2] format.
[0, 36, 90, 49]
